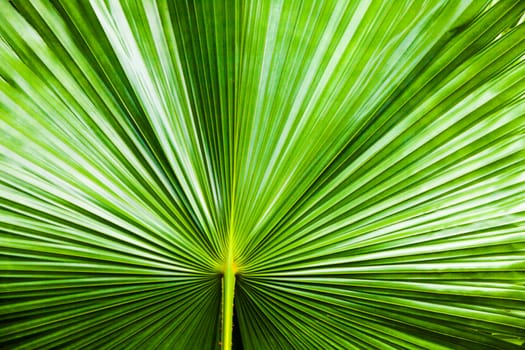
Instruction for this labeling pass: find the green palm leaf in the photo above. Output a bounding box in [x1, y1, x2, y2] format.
[1, 0, 524, 349]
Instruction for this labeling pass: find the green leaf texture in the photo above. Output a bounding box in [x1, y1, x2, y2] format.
[1, 0, 525, 349]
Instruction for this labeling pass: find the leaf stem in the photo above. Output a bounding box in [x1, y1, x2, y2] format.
[222, 245, 236, 350]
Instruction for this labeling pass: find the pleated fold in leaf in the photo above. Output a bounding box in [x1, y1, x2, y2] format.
[1, 0, 524, 349]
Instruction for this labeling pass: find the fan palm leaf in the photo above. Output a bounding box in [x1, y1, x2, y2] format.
[1, 0, 524, 349]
